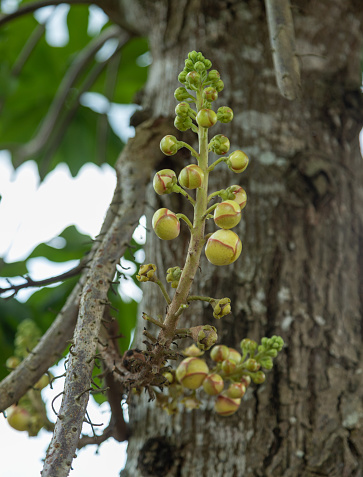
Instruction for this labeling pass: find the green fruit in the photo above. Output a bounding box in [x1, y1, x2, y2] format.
[6, 406, 32, 432]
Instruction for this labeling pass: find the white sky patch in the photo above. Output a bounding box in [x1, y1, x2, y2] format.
[108, 104, 141, 142]
[34, 5, 70, 47]
[88, 5, 109, 36]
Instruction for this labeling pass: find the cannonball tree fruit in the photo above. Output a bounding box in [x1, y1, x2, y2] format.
[153, 169, 177, 195]
[152, 208, 180, 240]
[178, 164, 204, 189]
[205, 229, 242, 266]
[214, 200, 241, 229]
[176, 357, 209, 390]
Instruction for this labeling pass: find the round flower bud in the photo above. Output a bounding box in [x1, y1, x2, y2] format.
[153, 169, 177, 195]
[190, 325, 218, 351]
[210, 344, 230, 362]
[178, 164, 204, 189]
[186, 71, 201, 87]
[227, 150, 249, 173]
[213, 297, 231, 319]
[184, 59, 194, 70]
[175, 102, 190, 118]
[163, 372, 174, 384]
[178, 70, 188, 83]
[176, 357, 209, 390]
[188, 50, 198, 62]
[182, 344, 204, 357]
[240, 338, 258, 354]
[160, 135, 179, 156]
[174, 87, 190, 101]
[174, 116, 192, 132]
[35, 373, 53, 390]
[152, 208, 180, 240]
[228, 348, 242, 364]
[221, 358, 236, 375]
[196, 109, 217, 128]
[244, 359, 261, 372]
[214, 392, 241, 416]
[6, 356, 21, 369]
[203, 373, 224, 396]
[205, 229, 242, 266]
[194, 61, 205, 73]
[210, 134, 230, 155]
[227, 382, 246, 399]
[241, 375, 252, 388]
[208, 69, 220, 82]
[204, 87, 218, 102]
[252, 371, 266, 384]
[217, 106, 234, 123]
[204, 59, 212, 69]
[215, 80, 224, 92]
[229, 186, 247, 210]
[6, 405, 32, 432]
[214, 200, 241, 229]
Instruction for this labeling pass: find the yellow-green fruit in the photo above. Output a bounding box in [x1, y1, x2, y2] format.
[214, 200, 241, 229]
[228, 348, 242, 364]
[210, 344, 230, 362]
[227, 150, 249, 173]
[6, 405, 32, 432]
[196, 109, 217, 128]
[205, 229, 242, 266]
[227, 382, 246, 399]
[214, 392, 241, 416]
[152, 208, 180, 240]
[176, 357, 209, 390]
[153, 169, 177, 195]
[178, 164, 204, 189]
[203, 373, 224, 395]
[230, 186, 247, 210]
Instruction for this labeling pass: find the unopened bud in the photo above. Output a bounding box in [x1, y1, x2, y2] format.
[153, 169, 177, 195]
[210, 344, 230, 362]
[6, 405, 32, 432]
[213, 297, 231, 319]
[190, 325, 218, 351]
[214, 392, 241, 416]
[174, 87, 190, 101]
[228, 348, 242, 364]
[205, 229, 242, 266]
[208, 70, 220, 82]
[215, 80, 224, 92]
[194, 61, 205, 73]
[227, 382, 246, 399]
[175, 102, 190, 118]
[186, 71, 201, 87]
[178, 70, 188, 83]
[175, 357, 209, 389]
[252, 371, 266, 384]
[152, 208, 180, 240]
[214, 200, 241, 229]
[178, 164, 204, 189]
[160, 135, 179, 156]
[204, 87, 218, 102]
[228, 185, 247, 210]
[217, 106, 233, 123]
[136, 263, 157, 282]
[221, 358, 237, 375]
[227, 150, 249, 173]
[166, 266, 182, 287]
[203, 373, 224, 396]
[244, 359, 260, 372]
[174, 116, 192, 132]
[196, 109, 217, 128]
[182, 344, 204, 357]
[210, 134, 230, 155]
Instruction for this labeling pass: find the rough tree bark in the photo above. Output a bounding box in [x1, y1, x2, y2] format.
[101, 1, 363, 476]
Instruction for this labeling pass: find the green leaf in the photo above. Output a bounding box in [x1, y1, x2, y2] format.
[0, 258, 28, 277]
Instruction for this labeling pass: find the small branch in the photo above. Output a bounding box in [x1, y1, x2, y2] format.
[0, 260, 86, 297]
[176, 213, 193, 230]
[142, 313, 166, 329]
[264, 0, 301, 100]
[177, 141, 199, 158]
[155, 280, 171, 305]
[173, 185, 196, 206]
[207, 157, 226, 172]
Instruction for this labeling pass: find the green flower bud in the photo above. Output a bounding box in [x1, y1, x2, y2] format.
[186, 71, 201, 87]
[210, 134, 230, 155]
[174, 87, 191, 101]
[217, 106, 234, 123]
[188, 50, 198, 62]
[208, 69, 220, 82]
[205, 229, 242, 266]
[214, 392, 241, 416]
[213, 297, 231, 319]
[210, 344, 230, 362]
[160, 135, 179, 156]
[194, 61, 205, 73]
[166, 266, 182, 287]
[152, 208, 180, 240]
[260, 357, 273, 370]
[214, 200, 241, 229]
[240, 338, 258, 355]
[227, 150, 249, 173]
[227, 382, 246, 399]
[174, 116, 192, 132]
[6, 405, 32, 432]
[215, 80, 224, 92]
[178, 70, 188, 83]
[228, 348, 242, 364]
[252, 371, 266, 384]
[196, 109, 217, 128]
[204, 87, 218, 102]
[240, 375, 252, 388]
[136, 263, 157, 282]
[221, 358, 236, 375]
[184, 59, 194, 71]
[6, 356, 21, 369]
[175, 101, 190, 117]
[176, 357, 209, 389]
[178, 164, 204, 189]
[204, 59, 212, 69]
[228, 185, 247, 210]
[182, 344, 204, 357]
[244, 359, 261, 372]
[190, 325, 218, 351]
[203, 373, 224, 396]
[153, 169, 177, 195]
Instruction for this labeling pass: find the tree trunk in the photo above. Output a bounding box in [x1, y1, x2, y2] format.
[108, 1, 363, 476]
